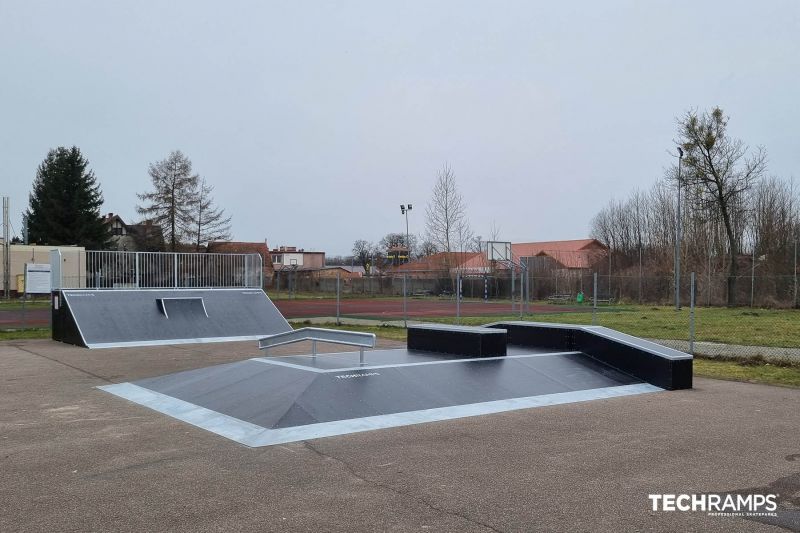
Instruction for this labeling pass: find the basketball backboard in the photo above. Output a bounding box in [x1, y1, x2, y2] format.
[486, 241, 512, 262]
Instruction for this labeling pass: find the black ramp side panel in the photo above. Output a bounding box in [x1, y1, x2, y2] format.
[488, 322, 692, 390]
[57, 289, 291, 348]
[407, 324, 507, 357]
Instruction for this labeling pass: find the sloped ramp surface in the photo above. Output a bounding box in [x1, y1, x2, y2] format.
[54, 289, 291, 348]
[100, 346, 662, 447]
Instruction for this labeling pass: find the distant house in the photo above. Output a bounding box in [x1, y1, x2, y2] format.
[393, 251, 492, 278]
[512, 239, 607, 273]
[207, 241, 275, 287]
[317, 265, 365, 279]
[270, 246, 325, 272]
[391, 239, 607, 279]
[103, 213, 164, 251]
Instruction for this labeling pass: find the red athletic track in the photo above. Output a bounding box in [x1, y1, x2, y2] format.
[0, 308, 49, 329]
[274, 298, 584, 319]
[0, 298, 585, 330]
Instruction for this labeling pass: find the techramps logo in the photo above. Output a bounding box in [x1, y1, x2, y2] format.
[648, 493, 778, 518]
[650, 453, 800, 530]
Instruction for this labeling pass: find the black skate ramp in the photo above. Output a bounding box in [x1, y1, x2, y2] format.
[52, 288, 291, 349]
[99, 344, 663, 447]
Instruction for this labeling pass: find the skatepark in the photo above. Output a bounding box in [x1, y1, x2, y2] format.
[0, 249, 790, 531]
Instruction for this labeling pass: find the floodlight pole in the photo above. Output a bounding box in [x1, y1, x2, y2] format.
[675, 147, 683, 310]
[400, 204, 412, 263]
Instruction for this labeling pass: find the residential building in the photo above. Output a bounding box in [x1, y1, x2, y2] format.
[512, 239, 607, 273]
[270, 246, 325, 271]
[103, 213, 164, 251]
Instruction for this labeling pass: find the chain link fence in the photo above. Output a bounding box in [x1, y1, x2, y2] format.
[268, 269, 799, 363]
[3, 260, 799, 364]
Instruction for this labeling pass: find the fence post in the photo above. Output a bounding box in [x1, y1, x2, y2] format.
[690, 272, 695, 355]
[403, 274, 407, 328]
[456, 271, 461, 324]
[511, 268, 515, 312]
[592, 272, 598, 326]
[525, 265, 530, 314]
[173, 253, 178, 289]
[750, 243, 756, 308]
[336, 271, 341, 326]
[519, 267, 524, 319]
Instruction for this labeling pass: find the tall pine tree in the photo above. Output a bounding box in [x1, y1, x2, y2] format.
[137, 150, 199, 252]
[26, 146, 110, 249]
[190, 178, 232, 251]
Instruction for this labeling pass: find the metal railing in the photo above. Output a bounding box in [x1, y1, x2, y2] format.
[53, 250, 263, 290]
[258, 327, 377, 365]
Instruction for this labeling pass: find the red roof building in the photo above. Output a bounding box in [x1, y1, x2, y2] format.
[512, 239, 607, 271]
[207, 241, 275, 286]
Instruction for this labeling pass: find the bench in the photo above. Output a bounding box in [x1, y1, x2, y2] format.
[407, 324, 507, 357]
[547, 294, 572, 304]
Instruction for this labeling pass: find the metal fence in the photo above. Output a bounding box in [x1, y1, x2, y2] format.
[267, 269, 800, 363]
[55, 250, 263, 290]
[3, 258, 799, 363]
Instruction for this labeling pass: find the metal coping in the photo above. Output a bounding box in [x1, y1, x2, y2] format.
[487, 321, 692, 361]
[85, 335, 269, 349]
[408, 323, 507, 334]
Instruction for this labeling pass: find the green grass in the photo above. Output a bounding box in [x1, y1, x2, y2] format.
[2, 321, 797, 388]
[694, 357, 800, 388]
[0, 328, 51, 340]
[293, 321, 408, 342]
[315, 322, 799, 389]
[421, 305, 800, 348]
[0, 299, 50, 309]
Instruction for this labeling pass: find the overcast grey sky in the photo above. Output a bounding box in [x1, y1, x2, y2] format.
[1, 1, 798, 255]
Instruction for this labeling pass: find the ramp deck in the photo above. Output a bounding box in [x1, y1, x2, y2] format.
[100, 345, 661, 447]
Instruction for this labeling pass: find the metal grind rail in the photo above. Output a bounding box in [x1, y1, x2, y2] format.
[258, 327, 377, 365]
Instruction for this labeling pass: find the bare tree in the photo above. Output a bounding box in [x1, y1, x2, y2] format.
[379, 232, 418, 252]
[352, 239, 373, 271]
[137, 150, 198, 251]
[416, 237, 438, 258]
[488, 219, 502, 242]
[425, 164, 471, 257]
[676, 107, 767, 305]
[190, 179, 232, 251]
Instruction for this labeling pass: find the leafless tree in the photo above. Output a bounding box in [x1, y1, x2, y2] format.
[352, 239, 373, 271]
[425, 163, 471, 258]
[416, 237, 438, 258]
[137, 150, 198, 251]
[190, 178, 232, 251]
[379, 232, 417, 253]
[675, 107, 767, 305]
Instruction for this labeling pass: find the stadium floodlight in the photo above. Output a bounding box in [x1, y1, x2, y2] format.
[400, 204, 412, 262]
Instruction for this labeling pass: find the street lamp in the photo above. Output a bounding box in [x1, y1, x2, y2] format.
[400, 204, 412, 264]
[675, 147, 684, 310]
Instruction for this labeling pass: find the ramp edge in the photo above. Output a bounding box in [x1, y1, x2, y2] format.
[98, 382, 662, 447]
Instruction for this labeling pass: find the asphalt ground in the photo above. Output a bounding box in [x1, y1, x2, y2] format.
[1, 338, 798, 532]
